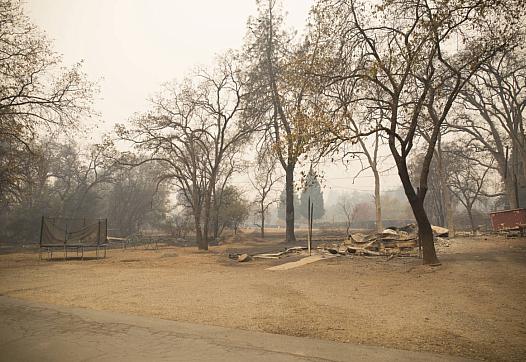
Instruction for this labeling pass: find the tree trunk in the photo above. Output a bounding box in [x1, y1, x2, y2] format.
[436, 144, 448, 227]
[260, 207, 265, 239]
[398, 162, 440, 265]
[497, 148, 519, 209]
[504, 171, 519, 209]
[194, 214, 206, 250]
[373, 169, 383, 232]
[408, 194, 440, 265]
[445, 189, 455, 237]
[202, 203, 210, 246]
[212, 188, 220, 240]
[213, 203, 219, 240]
[467, 207, 476, 233]
[285, 163, 296, 242]
[202, 183, 217, 249]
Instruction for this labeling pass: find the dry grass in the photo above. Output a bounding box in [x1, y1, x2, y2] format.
[0, 231, 525, 361]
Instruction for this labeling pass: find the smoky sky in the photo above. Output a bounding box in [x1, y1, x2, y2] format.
[25, 0, 404, 195]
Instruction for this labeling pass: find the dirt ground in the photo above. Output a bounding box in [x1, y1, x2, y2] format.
[0, 230, 525, 361]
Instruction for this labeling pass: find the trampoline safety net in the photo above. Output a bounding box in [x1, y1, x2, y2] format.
[40, 217, 108, 245]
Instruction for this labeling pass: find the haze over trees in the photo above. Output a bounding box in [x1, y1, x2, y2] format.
[250, 150, 282, 238]
[116, 55, 258, 250]
[0, 0, 93, 207]
[1, 0, 525, 265]
[299, 169, 325, 221]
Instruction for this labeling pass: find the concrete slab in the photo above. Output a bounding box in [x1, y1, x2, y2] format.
[0, 296, 472, 361]
[266, 255, 334, 271]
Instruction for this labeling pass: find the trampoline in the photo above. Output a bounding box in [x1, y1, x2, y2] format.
[38, 216, 108, 260]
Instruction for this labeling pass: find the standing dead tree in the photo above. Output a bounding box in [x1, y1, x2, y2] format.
[117, 99, 210, 248]
[250, 151, 283, 238]
[312, 0, 523, 264]
[445, 144, 495, 232]
[451, 50, 526, 208]
[194, 57, 257, 246]
[210, 154, 240, 240]
[118, 55, 256, 250]
[318, 79, 387, 232]
[338, 195, 357, 236]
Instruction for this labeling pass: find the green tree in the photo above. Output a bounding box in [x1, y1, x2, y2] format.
[299, 170, 325, 220]
[210, 185, 250, 236]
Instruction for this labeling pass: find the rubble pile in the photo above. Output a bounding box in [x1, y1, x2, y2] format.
[318, 224, 449, 257]
[228, 224, 449, 262]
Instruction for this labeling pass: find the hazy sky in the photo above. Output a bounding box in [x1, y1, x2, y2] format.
[25, 0, 402, 197]
[25, 0, 311, 131]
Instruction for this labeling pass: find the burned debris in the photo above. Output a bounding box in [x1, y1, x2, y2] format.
[228, 224, 450, 263]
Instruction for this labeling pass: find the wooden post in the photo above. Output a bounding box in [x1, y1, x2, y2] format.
[64, 222, 68, 261]
[504, 146, 509, 179]
[97, 219, 101, 244]
[39, 216, 44, 260]
[310, 202, 314, 255]
[307, 197, 311, 256]
[514, 174, 520, 208]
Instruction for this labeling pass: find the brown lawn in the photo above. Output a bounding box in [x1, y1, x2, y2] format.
[0, 230, 525, 361]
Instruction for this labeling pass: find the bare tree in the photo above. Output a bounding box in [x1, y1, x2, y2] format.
[117, 55, 256, 250]
[445, 144, 495, 232]
[338, 195, 356, 236]
[210, 154, 240, 240]
[312, 0, 522, 264]
[250, 151, 282, 238]
[451, 49, 526, 208]
[319, 80, 387, 232]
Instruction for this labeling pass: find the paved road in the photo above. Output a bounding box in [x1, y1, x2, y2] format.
[0, 296, 470, 361]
